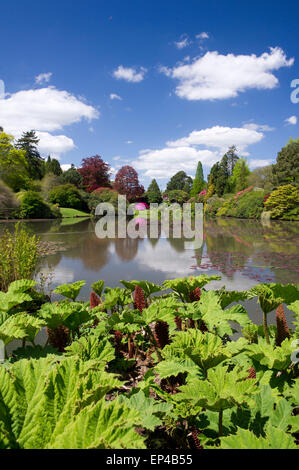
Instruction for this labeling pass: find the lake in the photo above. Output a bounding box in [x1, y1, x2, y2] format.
[1, 216, 298, 328]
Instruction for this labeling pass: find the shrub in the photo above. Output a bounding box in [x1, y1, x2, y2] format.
[49, 184, 84, 210]
[0, 223, 39, 291]
[165, 190, 189, 205]
[216, 190, 265, 219]
[88, 188, 120, 214]
[264, 184, 299, 219]
[41, 173, 61, 199]
[19, 191, 57, 219]
[205, 195, 225, 216]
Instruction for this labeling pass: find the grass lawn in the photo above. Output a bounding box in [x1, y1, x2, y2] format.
[59, 207, 91, 218]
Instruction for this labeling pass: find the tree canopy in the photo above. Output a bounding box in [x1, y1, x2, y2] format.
[78, 155, 111, 193]
[166, 171, 193, 194]
[114, 166, 144, 201]
[0, 132, 29, 192]
[146, 179, 162, 204]
[15, 131, 44, 180]
[191, 161, 205, 197]
[272, 140, 299, 186]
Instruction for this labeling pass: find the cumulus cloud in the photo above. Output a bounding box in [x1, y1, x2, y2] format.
[167, 125, 264, 154]
[110, 93, 122, 100]
[242, 123, 275, 132]
[285, 115, 297, 125]
[134, 146, 219, 178]
[113, 66, 147, 83]
[35, 72, 52, 85]
[160, 47, 294, 101]
[36, 132, 75, 155]
[133, 125, 265, 179]
[0, 87, 99, 157]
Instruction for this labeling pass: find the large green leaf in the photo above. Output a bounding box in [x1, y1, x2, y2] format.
[53, 281, 86, 301]
[0, 313, 46, 346]
[220, 426, 298, 449]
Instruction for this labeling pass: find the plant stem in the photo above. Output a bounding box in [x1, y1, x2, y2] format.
[218, 409, 223, 437]
[145, 326, 163, 362]
[263, 312, 270, 344]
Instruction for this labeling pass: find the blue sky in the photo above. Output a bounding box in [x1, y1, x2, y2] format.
[0, 0, 298, 188]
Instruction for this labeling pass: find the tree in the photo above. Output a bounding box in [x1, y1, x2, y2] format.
[166, 171, 193, 194]
[45, 156, 62, 176]
[78, 155, 111, 192]
[114, 166, 144, 201]
[15, 130, 45, 180]
[146, 179, 162, 204]
[247, 165, 274, 191]
[191, 161, 205, 197]
[272, 140, 299, 186]
[230, 158, 250, 192]
[61, 164, 83, 188]
[0, 132, 29, 192]
[49, 184, 84, 209]
[226, 145, 239, 176]
[215, 154, 230, 196]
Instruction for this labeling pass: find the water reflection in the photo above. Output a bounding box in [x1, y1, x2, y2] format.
[0, 217, 298, 290]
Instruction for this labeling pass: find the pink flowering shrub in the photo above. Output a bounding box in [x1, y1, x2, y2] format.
[234, 186, 254, 200]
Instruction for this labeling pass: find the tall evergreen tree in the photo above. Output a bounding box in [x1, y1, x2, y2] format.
[146, 179, 162, 204]
[191, 161, 205, 197]
[272, 140, 299, 186]
[15, 130, 44, 180]
[61, 164, 83, 188]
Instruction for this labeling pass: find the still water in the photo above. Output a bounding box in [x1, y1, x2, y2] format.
[1, 217, 298, 326]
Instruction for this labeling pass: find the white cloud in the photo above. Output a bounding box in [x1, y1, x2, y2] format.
[0, 87, 99, 157]
[113, 156, 121, 161]
[196, 32, 209, 40]
[248, 159, 274, 169]
[134, 146, 219, 178]
[35, 72, 52, 85]
[36, 132, 75, 156]
[167, 125, 264, 154]
[285, 115, 297, 125]
[61, 164, 72, 171]
[110, 93, 122, 100]
[174, 35, 190, 49]
[243, 123, 275, 132]
[133, 125, 265, 179]
[113, 66, 147, 83]
[161, 47, 294, 101]
[126, 140, 133, 144]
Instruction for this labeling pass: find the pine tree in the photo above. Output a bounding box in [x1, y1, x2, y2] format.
[146, 179, 162, 204]
[15, 130, 45, 180]
[191, 161, 205, 197]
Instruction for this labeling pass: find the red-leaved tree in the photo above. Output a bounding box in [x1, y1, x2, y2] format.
[114, 165, 144, 201]
[78, 155, 111, 193]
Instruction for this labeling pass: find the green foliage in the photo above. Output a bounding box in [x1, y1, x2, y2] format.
[146, 179, 163, 204]
[217, 190, 265, 219]
[19, 191, 58, 219]
[49, 184, 84, 210]
[1, 277, 299, 449]
[272, 140, 299, 186]
[0, 225, 39, 292]
[53, 281, 86, 301]
[0, 132, 30, 192]
[15, 131, 45, 181]
[60, 165, 83, 188]
[191, 161, 205, 197]
[230, 158, 250, 192]
[45, 156, 62, 176]
[165, 190, 189, 204]
[264, 184, 299, 219]
[88, 188, 120, 214]
[166, 171, 193, 194]
[0, 179, 20, 218]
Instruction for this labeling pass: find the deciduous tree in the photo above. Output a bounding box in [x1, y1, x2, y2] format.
[114, 165, 144, 201]
[78, 155, 111, 192]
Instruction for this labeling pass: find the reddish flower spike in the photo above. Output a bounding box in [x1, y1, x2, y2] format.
[276, 304, 290, 347]
[134, 285, 146, 313]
